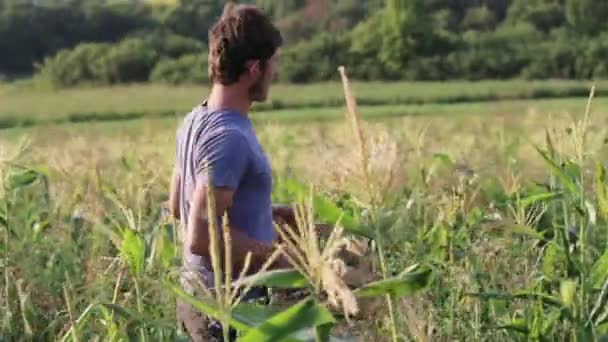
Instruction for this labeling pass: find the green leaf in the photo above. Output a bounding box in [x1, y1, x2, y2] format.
[431, 153, 454, 166]
[100, 303, 172, 329]
[121, 229, 145, 277]
[240, 269, 310, 289]
[288, 326, 350, 342]
[563, 161, 582, 183]
[425, 224, 449, 261]
[542, 309, 562, 335]
[233, 305, 344, 342]
[508, 225, 545, 240]
[59, 304, 96, 342]
[0, 213, 6, 228]
[591, 249, 608, 289]
[282, 178, 374, 239]
[596, 162, 608, 220]
[542, 242, 565, 280]
[560, 280, 576, 307]
[533, 145, 578, 194]
[468, 291, 565, 309]
[233, 303, 283, 327]
[355, 268, 432, 298]
[168, 282, 252, 332]
[511, 292, 565, 308]
[6, 169, 39, 190]
[520, 192, 562, 208]
[586, 199, 597, 226]
[314, 322, 333, 342]
[100, 303, 145, 325]
[496, 324, 529, 335]
[239, 297, 335, 342]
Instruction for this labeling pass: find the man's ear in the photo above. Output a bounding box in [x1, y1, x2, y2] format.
[245, 60, 262, 79]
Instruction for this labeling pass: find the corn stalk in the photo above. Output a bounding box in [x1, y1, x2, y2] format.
[338, 66, 399, 342]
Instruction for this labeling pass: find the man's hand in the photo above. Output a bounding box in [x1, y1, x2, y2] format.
[272, 204, 334, 239]
[272, 204, 296, 228]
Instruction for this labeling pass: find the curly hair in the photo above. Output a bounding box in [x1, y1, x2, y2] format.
[208, 3, 283, 85]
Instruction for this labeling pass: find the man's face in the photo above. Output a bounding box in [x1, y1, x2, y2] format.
[248, 53, 277, 102]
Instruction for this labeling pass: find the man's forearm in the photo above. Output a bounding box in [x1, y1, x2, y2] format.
[188, 214, 278, 273]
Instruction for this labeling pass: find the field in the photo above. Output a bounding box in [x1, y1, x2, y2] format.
[3, 79, 608, 341]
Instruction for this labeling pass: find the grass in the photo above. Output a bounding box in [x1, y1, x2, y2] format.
[2, 79, 608, 124]
[2, 95, 608, 130]
[3, 80, 608, 340]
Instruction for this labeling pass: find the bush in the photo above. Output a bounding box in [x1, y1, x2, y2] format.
[38, 38, 158, 87]
[279, 33, 352, 83]
[37, 43, 112, 87]
[129, 30, 206, 58]
[149, 54, 209, 84]
[0, 1, 155, 75]
[99, 38, 158, 83]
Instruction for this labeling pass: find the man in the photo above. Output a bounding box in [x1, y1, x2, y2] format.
[169, 3, 295, 341]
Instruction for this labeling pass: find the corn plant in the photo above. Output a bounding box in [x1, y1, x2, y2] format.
[168, 160, 433, 341]
[468, 87, 608, 340]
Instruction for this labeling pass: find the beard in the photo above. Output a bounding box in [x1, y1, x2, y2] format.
[248, 73, 270, 102]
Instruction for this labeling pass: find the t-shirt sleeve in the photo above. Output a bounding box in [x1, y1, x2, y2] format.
[194, 130, 249, 189]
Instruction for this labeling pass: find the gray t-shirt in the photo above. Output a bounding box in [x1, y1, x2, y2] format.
[175, 103, 275, 283]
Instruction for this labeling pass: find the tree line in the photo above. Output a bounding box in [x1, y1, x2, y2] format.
[1, 0, 607, 87]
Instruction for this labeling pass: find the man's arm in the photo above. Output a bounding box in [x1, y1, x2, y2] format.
[272, 204, 333, 239]
[169, 167, 181, 220]
[187, 183, 288, 273]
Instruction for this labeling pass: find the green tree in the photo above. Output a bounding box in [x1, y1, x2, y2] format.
[506, 0, 565, 33]
[565, 0, 608, 35]
[162, 0, 224, 41]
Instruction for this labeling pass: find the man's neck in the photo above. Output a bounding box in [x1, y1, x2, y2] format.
[207, 84, 251, 117]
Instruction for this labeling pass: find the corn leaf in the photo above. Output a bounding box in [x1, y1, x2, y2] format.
[560, 280, 576, 307]
[99, 303, 169, 328]
[234, 304, 341, 342]
[496, 324, 529, 335]
[6, 169, 39, 190]
[121, 229, 145, 277]
[591, 250, 608, 289]
[542, 309, 562, 335]
[595, 163, 608, 221]
[232, 303, 283, 327]
[240, 269, 310, 289]
[355, 268, 432, 298]
[239, 297, 335, 342]
[281, 178, 374, 239]
[542, 242, 565, 280]
[520, 192, 562, 208]
[508, 225, 545, 240]
[168, 282, 252, 331]
[288, 326, 351, 342]
[533, 145, 578, 194]
[469, 291, 565, 310]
